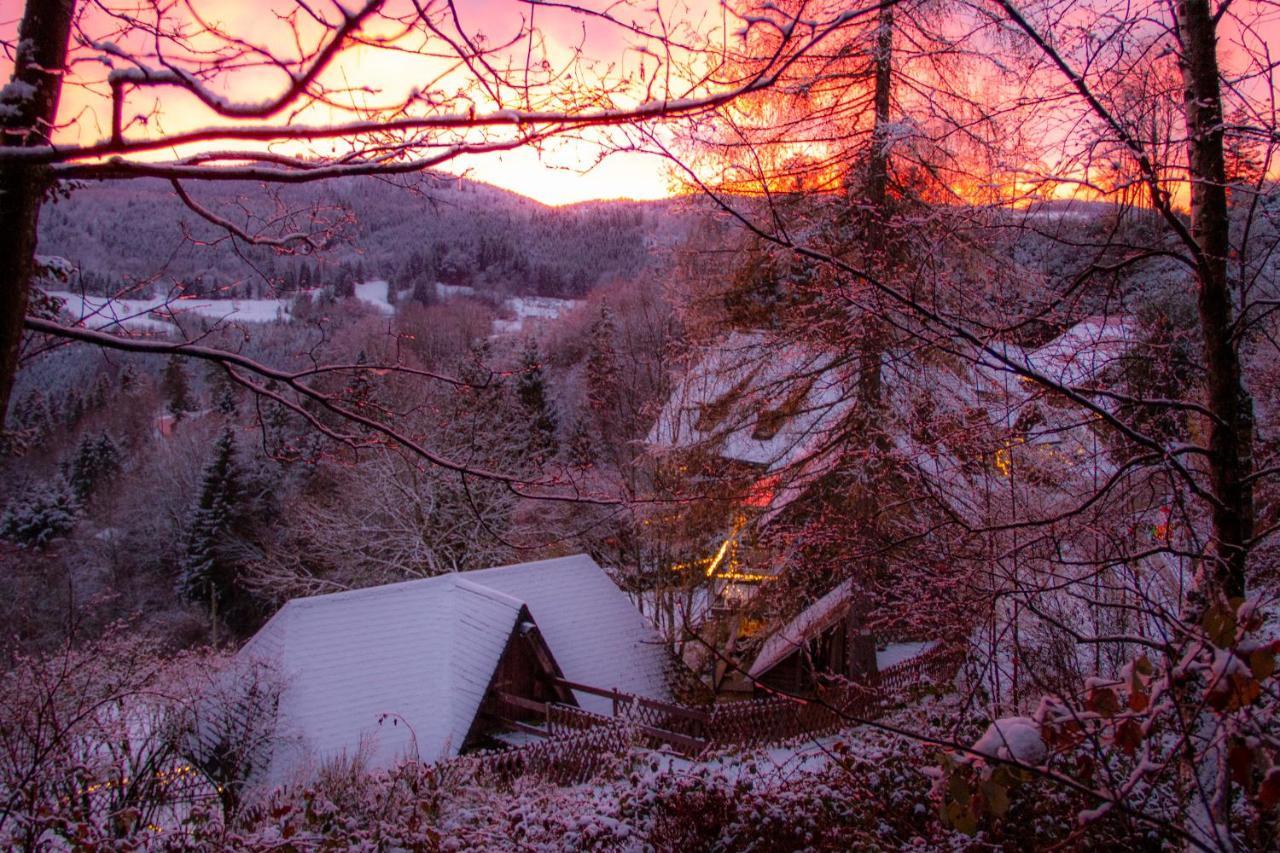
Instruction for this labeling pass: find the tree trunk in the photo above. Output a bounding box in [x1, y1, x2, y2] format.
[0, 0, 75, 421]
[1175, 0, 1253, 603]
[858, 0, 895, 412]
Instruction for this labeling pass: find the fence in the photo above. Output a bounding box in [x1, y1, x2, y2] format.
[456, 643, 964, 781]
[434, 717, 637, 788]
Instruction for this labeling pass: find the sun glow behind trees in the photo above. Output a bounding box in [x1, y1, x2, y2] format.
[0, 0, 731, 204]
[3, 0, 1274, 207]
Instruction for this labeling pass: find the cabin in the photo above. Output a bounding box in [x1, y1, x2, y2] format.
[646, 319, 1140, 696]
[236, 554, 672, 784]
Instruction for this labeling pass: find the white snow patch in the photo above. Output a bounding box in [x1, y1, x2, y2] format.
[971, 716, 1046, 764]
[877, 641, 938, 670]
[354, 280, 395, 314]
[493, 296, 583, 334]
[49, 291, 292, 332]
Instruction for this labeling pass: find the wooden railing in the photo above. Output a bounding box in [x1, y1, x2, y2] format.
[468, 643, 964, 778]
[874, 642, 966, 694]
[436, 718, 635, 788]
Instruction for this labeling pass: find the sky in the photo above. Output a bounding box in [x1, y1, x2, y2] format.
[3, 0, 1277, 206]
[0, 0, 721, 205]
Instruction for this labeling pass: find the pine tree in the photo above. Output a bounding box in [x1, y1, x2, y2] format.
[11, 389, 50, 435]
[206, 363, 240, 417]
[62, 431, 121, 502]
[411, 279, 436, 307]
[118, 364, 138, 391]
[162, 357, 196, 420]
[516, 337, 558, 461]
[177, 427, 240, 632]
[0, 476, 79, 548]
[585, 303, 621, 441]
[567, 417, 595, 468]
[346, 350, 376, 416]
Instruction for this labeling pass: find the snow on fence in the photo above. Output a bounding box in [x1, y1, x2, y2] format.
[434, 718, 637, 788]
[873, 640, 965, 695]
[440, 643, 965, 784]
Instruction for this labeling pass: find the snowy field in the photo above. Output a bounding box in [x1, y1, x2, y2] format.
[48, 290, 293, 332]
[354, 280, 395, 315]
[48, 281, 581, 337]
[493, 296, 583, 334]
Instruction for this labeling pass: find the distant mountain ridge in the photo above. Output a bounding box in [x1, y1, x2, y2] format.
[37, 173, 696, 301]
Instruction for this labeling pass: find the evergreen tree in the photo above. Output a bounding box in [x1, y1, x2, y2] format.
[410, 278, 436, 307]
[334, 266, 355, 298]
[162, 357, 196, 420]
[118, 363, 139, 391]
[585, 303, 622, 439]
[177, 427, 241, 632]
[346, 350, 376, 416]
[567, 417, 595, 468]
[516, 337, 558, 461]
[62, 431, 121, 502]
[63, 388, 85, 427]
[11, 389, 50, 435]
[87, 372, 111, 413]
[0, 476, 79, 548]
[206, 363, 240, 417]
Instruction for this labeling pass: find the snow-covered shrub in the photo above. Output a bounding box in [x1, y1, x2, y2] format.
[0, 476, 79, 547]
[0, 629, 233, 849]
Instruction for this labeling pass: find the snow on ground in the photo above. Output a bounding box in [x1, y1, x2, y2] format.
[435, 282, 478, 300]
[354, 280, 395, 314]
[49, 291, 292, 332]
[876, 641, 938, 670]
[970, 716, 1046, 764]
[648, 731, 843, 779]
[493, 296, 583, 335]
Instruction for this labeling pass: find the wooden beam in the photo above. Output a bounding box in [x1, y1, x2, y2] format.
[494, 692, 549, 715]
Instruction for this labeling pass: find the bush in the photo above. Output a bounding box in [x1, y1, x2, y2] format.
[0, 477, 79, 547]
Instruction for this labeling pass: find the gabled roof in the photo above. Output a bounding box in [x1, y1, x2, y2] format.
[647, 330, 854, 472]
[458, 555, 673, 709]
[748, 579, 854, 679]
[240, 554, 671, 782]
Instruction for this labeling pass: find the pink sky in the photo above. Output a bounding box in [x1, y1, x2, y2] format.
[2, 0, 1276, 205]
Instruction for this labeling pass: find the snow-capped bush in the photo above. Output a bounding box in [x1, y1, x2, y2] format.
[0, 477, 79, 548]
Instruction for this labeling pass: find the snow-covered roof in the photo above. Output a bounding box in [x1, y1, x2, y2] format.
[240, 554, 670, 781]
[647, 330, 854, 473]
[460, 555, 673, 709]
[748, 579, 854, 679]
[978, 316, 1135, 393]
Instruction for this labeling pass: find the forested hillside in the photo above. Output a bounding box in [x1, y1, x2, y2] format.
[3, 0, 1280, 848]
[39, 175, 690, 300]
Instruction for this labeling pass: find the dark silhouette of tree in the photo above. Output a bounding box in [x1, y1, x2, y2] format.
[516, 337, 558, 462]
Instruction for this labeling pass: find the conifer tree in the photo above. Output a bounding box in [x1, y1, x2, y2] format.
[206, 363, 240, 417]
[11, 388, 49, 435]
[177, 427, 240, 635]
[585, 303, 621, 442]
[516, 337, 558, 461]
[567, 417, 595, 469]
[0, 475, 78, 548]
[62, 431, 120, 502]
[162, 357, 196, 421]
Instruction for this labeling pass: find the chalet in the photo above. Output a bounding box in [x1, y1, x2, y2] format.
[646, 318, 1137, 696]
[237, 554, 672, 784]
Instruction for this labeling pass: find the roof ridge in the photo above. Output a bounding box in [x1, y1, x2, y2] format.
[453, 577, 527, 611]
